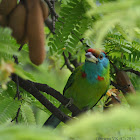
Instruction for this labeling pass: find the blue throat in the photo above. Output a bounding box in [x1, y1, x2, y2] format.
[82, 61, 105, 84]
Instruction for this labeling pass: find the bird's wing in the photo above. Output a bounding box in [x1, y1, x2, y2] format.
[63, 65, 83, 95]
[91, 90, 107, 109]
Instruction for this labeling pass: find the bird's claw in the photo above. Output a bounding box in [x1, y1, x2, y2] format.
[106, 88, 121, 103]
[106, 88, 118, 97]
[65, 98, 73, 108]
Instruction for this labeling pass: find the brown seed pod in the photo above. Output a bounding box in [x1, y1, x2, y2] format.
[0, 14, 7, 27]
[26, 0, 46, 65]
[40, 0, 49, 21]
[8, 3, 26, 45]
[0, 0, 17, 15]
[116, 70, 135, 94]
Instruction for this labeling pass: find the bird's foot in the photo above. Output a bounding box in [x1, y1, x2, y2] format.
[106, 88, 121, 103]
[65, 98, 73, 108]
[106, 88, 118, 97]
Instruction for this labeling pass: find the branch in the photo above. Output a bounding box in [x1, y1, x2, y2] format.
[44, 0, 58, 33]
[71, 32, 90, 48]
[68, 53, 81, 68]
[33, 82, 81, 116]
[124, 69, 140, 77]
[11, 107, 21, 123]
[13, 55, 21, 99]
[50, 0, 56, 33]
[45, 18, 54, 33]
[62, 52, 74, 72]
[110, 81, 127, 93]
[44, 0, 58, 19]
[109, 59, 118, 73]
[11, 74, 70, 123]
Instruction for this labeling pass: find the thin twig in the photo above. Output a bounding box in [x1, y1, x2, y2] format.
[13, 55, 20, 99]
[12, 44, 24, 122]
[18, 45, 24, 51]
[50, 0, 56, 33]
[110, 81, 127, 94]
[13, 45, 23, 99]
[111, 95, 121, 103]
[62, 52, 74, 72]
[44, 0, 58, 18]
[71, 31, 90, 48]
[11, 107, 21, 123]
[44, 0, 58, 34]
[68, 52, 81, 68]
[109, 60, 118, 73]
[124, 69, 140, 77]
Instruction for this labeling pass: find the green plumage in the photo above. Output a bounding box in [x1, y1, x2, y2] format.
[63, 64, 110, 111]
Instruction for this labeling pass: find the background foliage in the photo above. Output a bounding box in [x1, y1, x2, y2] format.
[0, 0, 140, 139]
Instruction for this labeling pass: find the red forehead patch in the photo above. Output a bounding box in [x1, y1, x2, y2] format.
[87, 48, 95, 53]
[87, 48, 106, 56]
[87, 48, 100, 57]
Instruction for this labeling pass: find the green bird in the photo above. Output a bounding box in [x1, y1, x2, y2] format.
[44, 48, 110, 128]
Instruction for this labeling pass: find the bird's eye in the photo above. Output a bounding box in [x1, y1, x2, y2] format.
[99, 54, 103, 60]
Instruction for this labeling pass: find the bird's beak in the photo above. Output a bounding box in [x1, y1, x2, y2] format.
[85, 52, 98, 63]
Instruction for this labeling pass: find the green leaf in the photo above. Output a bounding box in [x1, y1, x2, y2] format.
[49, 0, 89, 55]
[15, 65, 36, 81]
[0, 98, 20, 124]
[21, 103, 36, 125]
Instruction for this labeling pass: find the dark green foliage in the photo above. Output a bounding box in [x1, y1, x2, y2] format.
[105, 33, 140, 71]
[0, 28, 20, 60]
[0, 97, 20, 124]
[20, 103, 36, 125]
[49, 0, 91, 56]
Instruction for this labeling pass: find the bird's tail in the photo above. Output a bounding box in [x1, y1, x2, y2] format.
[43, 105, 62, 128]
[43, 114, 61, 128]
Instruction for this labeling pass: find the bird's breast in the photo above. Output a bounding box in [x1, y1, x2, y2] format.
[64, 70, 110, 110]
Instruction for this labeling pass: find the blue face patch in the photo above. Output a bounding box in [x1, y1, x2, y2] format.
[98, 52, 109, 68]
[84, 52, 109, 84]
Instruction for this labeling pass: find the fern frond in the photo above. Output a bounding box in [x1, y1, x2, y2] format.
[104, 32, 140, 72]
[21, 103, 36, 125]
[0, 27, 20, 61]
[119, 59, 140, 72]
[0, 98, 20, 124]
[48, 0, 91, 55]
